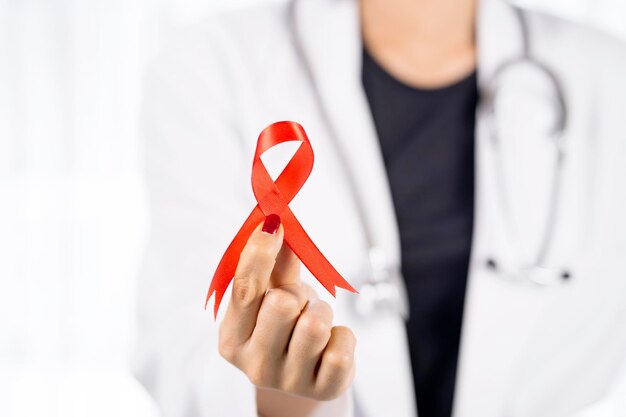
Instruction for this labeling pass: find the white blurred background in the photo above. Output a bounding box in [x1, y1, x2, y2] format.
[0, 0, 624, 416]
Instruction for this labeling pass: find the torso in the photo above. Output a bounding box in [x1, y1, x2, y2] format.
[362, 45, 477, 417]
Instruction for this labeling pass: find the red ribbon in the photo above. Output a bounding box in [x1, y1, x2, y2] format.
[206, 121, 357, 318]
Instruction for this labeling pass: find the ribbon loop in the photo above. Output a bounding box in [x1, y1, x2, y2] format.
[206, 121, 357, 318]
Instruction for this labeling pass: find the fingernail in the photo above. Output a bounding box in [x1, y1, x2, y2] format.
[262, 214, 281, 235]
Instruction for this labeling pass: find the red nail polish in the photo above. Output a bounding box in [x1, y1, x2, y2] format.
[262, 214, 281, 235]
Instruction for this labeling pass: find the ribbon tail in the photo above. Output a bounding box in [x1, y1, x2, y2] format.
[206, 206, 265, 319]
[281, 209, 358, 296]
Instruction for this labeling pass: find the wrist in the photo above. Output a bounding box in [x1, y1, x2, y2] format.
[256, 387, 322, 417]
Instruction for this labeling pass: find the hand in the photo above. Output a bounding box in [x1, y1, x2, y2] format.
[218, 214, 356, 404]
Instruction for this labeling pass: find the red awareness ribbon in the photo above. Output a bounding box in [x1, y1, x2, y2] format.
[206, 121, 357, 318]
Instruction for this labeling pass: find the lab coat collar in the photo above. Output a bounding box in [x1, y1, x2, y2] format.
[476, 0, 526, 90]
[291, 0, 402, 267]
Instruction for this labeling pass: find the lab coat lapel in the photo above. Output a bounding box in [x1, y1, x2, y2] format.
[293, 1, 415, 416]
[454, 1, 560, 416]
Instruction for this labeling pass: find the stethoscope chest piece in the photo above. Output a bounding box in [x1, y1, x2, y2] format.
[353, 247, 410, 319]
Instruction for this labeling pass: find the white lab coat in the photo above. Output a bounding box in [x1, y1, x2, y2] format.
[133, 0, 626, 416]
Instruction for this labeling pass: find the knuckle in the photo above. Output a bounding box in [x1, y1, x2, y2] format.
[218, 337, 237, 363]
[298, 315, 331, 341]
[311, 299, 333, 319]
[217, 326, 241, 364]
[232, 275, 259, 307]
[324, 351, 354, 372]
[264, 289, 302, 316]
[334, 326, 356, 346]
[247, 370, 264, 387]
[246, 361, 276, 388]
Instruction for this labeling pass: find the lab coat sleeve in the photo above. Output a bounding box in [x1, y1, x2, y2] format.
[131, 33, 355, 417]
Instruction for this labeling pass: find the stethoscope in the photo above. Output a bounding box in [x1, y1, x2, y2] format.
[287, 1, 570, 319]
[481, 6, 570, 286]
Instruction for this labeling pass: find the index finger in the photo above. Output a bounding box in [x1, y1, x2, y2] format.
[221, 215, 284, 346]
[269, 244, 301, 289]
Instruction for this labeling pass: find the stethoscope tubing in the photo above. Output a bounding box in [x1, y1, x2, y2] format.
[481, 6, 570, 281]
[286, 0, 571, 318]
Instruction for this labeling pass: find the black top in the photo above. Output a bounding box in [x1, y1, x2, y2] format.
[362, 47, 477, 417]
